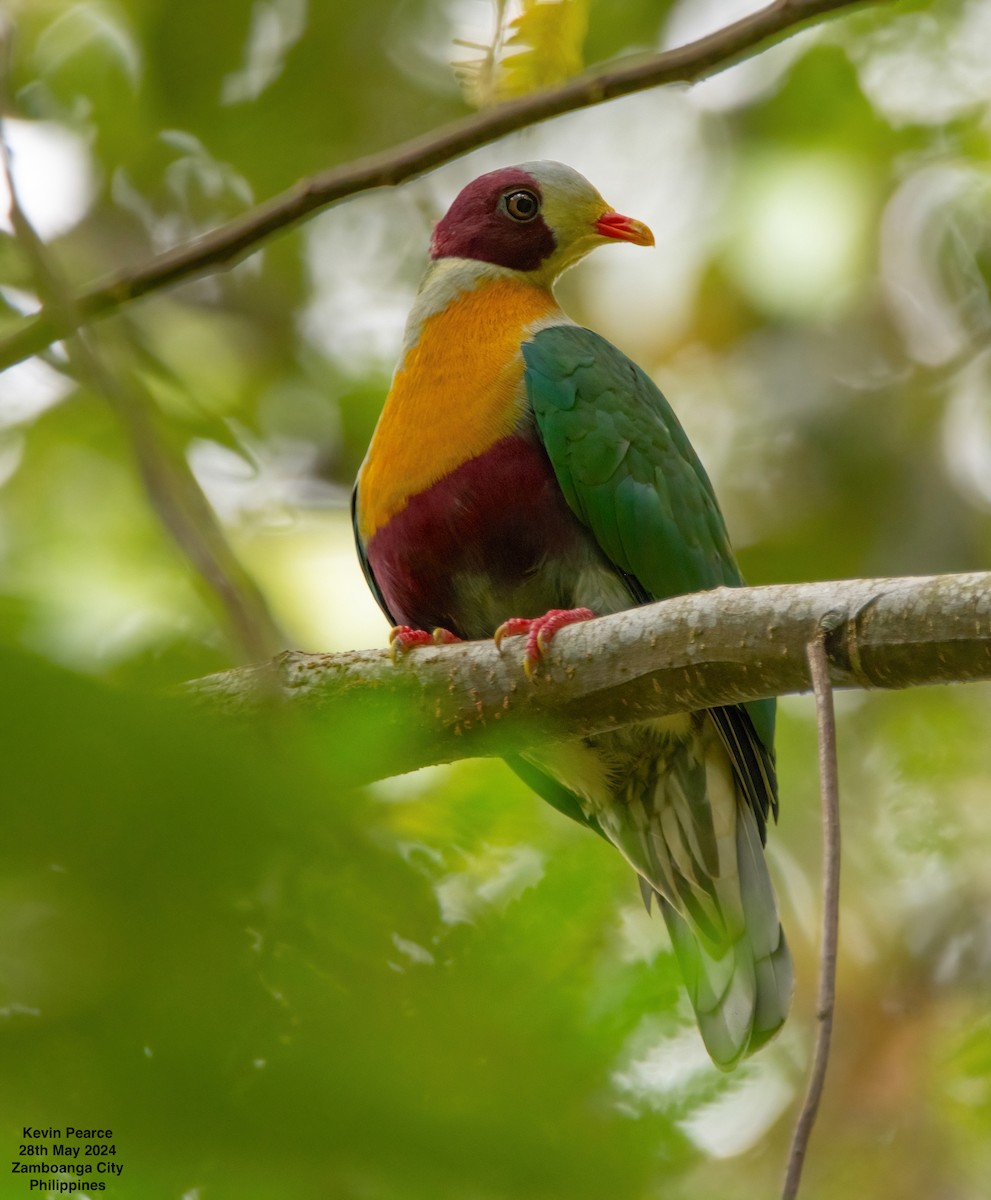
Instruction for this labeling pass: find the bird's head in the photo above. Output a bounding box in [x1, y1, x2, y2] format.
[429, 161, 654, 284]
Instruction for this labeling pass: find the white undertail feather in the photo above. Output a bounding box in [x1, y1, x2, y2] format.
[659, 795, 792, 1068]
[525, 713, 792, 1069]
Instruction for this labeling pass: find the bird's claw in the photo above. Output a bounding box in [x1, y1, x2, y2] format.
[492, 617, 533, 651]
[431, 627, 461, 645]
[388, 625, 460, 662]
[493, 608, 595, 678]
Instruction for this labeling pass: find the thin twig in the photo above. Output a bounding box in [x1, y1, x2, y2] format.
[782, 628, 842, 1200]
[0, 0, 884, 372]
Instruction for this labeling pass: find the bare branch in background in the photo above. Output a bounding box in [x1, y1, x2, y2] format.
[0, 0, 884, 372]
[188, 572, 991, 784]
[781, 628, 843, 1200]
[0, 113, 284, 663]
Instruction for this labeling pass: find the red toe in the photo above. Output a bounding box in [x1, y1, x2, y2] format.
[494, 607, 595, 676]
[493, 617, 534, 650]
[388, 625, 461, 661]
[389, 626, 433, 660]
[431, 627, 461, 645]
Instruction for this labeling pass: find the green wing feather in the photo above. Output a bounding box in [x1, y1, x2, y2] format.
[523, 324, 777, 826]
[523, 326, 790, 1066]
[524, 325, 739, 596]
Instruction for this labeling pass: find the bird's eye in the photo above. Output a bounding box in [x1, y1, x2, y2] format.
[503, 190, 540, 222]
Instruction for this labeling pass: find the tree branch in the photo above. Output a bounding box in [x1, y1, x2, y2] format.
[188, 572, 991, 784]
[0, 0, 883, 372]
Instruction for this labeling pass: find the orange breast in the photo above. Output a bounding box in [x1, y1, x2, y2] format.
[356, 277, 561, 542]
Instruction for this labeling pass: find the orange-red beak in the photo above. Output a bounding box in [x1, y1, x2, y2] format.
[595, 209, 655, 247]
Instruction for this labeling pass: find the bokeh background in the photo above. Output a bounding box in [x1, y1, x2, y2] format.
[1, 0, 990, 1197]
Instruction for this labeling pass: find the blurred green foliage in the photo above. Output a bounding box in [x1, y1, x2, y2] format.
[2, 0, 991, 1197]
[0, 647, 690, 1198]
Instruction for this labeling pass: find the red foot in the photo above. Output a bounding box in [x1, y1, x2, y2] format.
[388, 625, 461, 662]
[493, 607, 595, 677]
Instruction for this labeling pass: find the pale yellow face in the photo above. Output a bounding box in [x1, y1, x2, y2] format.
[514, 160, 654, 285]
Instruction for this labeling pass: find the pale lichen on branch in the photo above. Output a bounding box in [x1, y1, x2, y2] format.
[188, 572, 991, 784]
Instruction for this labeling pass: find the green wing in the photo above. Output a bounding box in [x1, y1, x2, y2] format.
[524, 325, 741, 599]
[523, 323, 776, 809]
